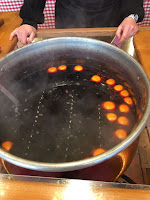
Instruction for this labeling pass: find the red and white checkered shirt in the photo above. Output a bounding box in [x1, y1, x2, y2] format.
[0, 0, 56, 29]
[0, 0, 150, 28]
[138, 0, 150, 26]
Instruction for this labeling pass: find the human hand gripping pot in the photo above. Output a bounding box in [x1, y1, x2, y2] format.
[9, 0, 144, 46]
[9, 18, 138, 46]
[116, 16, 139, 45]
[9, 24, 36, 45]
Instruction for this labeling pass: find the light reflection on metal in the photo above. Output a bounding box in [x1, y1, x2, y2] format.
[127, 37, 135, 57]
[63, 181, 96, 200]
[0, 84, 19, 105]
[0, 191, 4, 196]
[115, 152, 127, 180]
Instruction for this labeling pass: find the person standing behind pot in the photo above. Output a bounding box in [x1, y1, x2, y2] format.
[10, 0, 144, 45]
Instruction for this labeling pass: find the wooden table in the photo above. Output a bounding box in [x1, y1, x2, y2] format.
[0, 12, 22, 59]
[134, 31, 150, 78]
[0, 11, 150, 60]
[0, 174, 150, 200]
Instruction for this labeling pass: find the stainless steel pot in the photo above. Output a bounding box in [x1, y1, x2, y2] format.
[0, 37, 150, 181]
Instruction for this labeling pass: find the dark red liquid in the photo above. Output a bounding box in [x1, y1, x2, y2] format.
[0, 64, 137, 163]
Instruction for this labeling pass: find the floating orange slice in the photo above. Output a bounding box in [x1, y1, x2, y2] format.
[119, 104, 130, 113]
[123, 97, 133, 106]
[58, 65, 67, 71]
[90, 75, 101, 83]
[106, 79, 116, 85]
[92, 148, 106, 156]
[114, 85, 123, 92]
[117, 116, 129, 126]
[106, 113, 117, 122]
[114, 129, 127, 140]
[102, 101, 116, 110]
[74, 65, 83, 72]
[47, 67, 57, 73]
[120, 90, 129, 97]
[2, 141, 13, 152]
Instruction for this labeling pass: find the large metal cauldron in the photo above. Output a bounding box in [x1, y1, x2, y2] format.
[0, 37, 150, 181]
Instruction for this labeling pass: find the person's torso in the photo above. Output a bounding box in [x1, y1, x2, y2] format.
[55, 0, 121, 28]
[57, 0, 117, 11]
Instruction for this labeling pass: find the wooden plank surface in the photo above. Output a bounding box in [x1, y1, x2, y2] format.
[0, 12, 149, 60]
[0, 12, 22, 59]
[134, 31, 150, 185]
[36, 26, 150, 38]
[0, 178, 150, 200]
[0, 19, 4, 27]
[138, 129, 150, 185]
[134, 31, 150, 78]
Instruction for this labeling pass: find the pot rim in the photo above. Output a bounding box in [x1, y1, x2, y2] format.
[0, 37, 150, 172]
